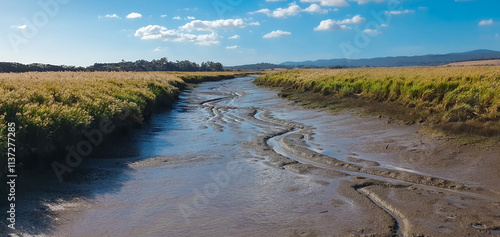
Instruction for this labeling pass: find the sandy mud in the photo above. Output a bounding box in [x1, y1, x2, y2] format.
[3, 76, 500, 236]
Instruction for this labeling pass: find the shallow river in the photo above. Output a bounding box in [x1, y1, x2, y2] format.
[8, 76, 500, 236]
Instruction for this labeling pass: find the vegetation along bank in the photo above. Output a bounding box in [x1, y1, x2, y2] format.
[0, 71, 243, 186]
[255, 67, 500, 137]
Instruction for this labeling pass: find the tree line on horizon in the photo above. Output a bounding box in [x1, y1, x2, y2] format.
[0, 57, 224, 73]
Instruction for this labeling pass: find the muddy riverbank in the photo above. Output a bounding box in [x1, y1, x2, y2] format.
[3, 75, 500, 236]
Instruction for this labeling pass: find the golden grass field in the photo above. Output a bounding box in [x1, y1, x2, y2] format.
[0, 71, 241, 172]
[255, 66, 500, 136]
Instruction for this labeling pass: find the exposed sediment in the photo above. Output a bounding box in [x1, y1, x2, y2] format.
[201, 78, 500, 236]
[11, 76, 500, 237]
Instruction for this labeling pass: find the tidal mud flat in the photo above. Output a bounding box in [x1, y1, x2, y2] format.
[4, 76, 500, 236]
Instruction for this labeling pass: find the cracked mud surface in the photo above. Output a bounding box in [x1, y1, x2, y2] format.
[5, 76, 500, 236]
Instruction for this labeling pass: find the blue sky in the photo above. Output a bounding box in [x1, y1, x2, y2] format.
[1, 0, 499, 66]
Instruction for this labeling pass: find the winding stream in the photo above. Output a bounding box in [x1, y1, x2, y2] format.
[9, 75, 500, 236]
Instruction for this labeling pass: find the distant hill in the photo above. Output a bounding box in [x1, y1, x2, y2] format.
[280, 49, 500, 68]
[225, 63, 293, 71]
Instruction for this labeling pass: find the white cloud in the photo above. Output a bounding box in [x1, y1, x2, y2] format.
[186, 16, 196, 20]
[226, 45, 239, 49]
[126, 12, 143, 19]
[380, 24, 389, 27]
[135, 25, 222, 46]
[254, 3, 302, 18]
[314, 15, 365, 31]
[338, 14, 366, 24]
[173, 16, 181, 20]
[135, 25, 169, 40]
[252, 9, 272, 15]
[314, 19, 351, 31]
[304, 4, 328, 14]
[479, 19, 493, 26]
[385, 9, 415, 15]
[194, 33, 222, 45]
[161, 15, 167, 18]
[251, 2, 329, 18]
[10, 25, 27, 30]
[300, 0, 349, 7]
[104, 14, 120, 19]
[248, 21, 261, 26]
[136, 19, 257, 46]
[180, 19, 248, 31]
[153, 46, 168, 52]
[263, 30, 292, 38]
[362, 29, 381, 35]
[351, 0, 385, 4]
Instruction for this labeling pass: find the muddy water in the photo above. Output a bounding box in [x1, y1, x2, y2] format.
[9, 76, 500, 236]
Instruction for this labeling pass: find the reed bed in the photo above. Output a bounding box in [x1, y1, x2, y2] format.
[255, 67, 500, 135]
[0, 71, 240, 173]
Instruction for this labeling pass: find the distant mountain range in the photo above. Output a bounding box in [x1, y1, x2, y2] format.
[226, 63, 291, 71]
[227, 50, 500, 70]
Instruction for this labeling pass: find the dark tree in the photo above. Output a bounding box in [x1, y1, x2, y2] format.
[0, 58, 225, 73]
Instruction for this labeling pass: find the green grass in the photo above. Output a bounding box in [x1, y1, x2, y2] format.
[255, 67, 500, 136]
[0, 71, 240, 180]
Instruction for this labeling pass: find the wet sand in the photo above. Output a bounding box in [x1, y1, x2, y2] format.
[4, 76, 500, 236]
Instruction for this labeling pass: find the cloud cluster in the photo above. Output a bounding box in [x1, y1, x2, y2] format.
[478, 19, 493, 26]
[385, 9, 415, 15]
[304, 4, 329, 13]
[153, 46, 168, 52]
[126, 0, 414, 48]
[351, 0, 385, 4]
[263, 30, 292, 38]
[251, 2, 329, 18]
[314, 15, 366, 31]
[135, 19, 258, 46]
[104, 14, 120, 19]
[101, 12, 143, 19]
[180, 19, 247, 31]
[135, 25, 221, 46]
[126, 12, 143, 19]
[300, 0, 349, 7]
[100, 0, 421, 51]
[362, 29, 381, 35]
[10, 25, 27, 30]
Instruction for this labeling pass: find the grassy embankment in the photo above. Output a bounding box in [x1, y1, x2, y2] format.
[0, 71, 242, 177]
[255, 67, 500, 137]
